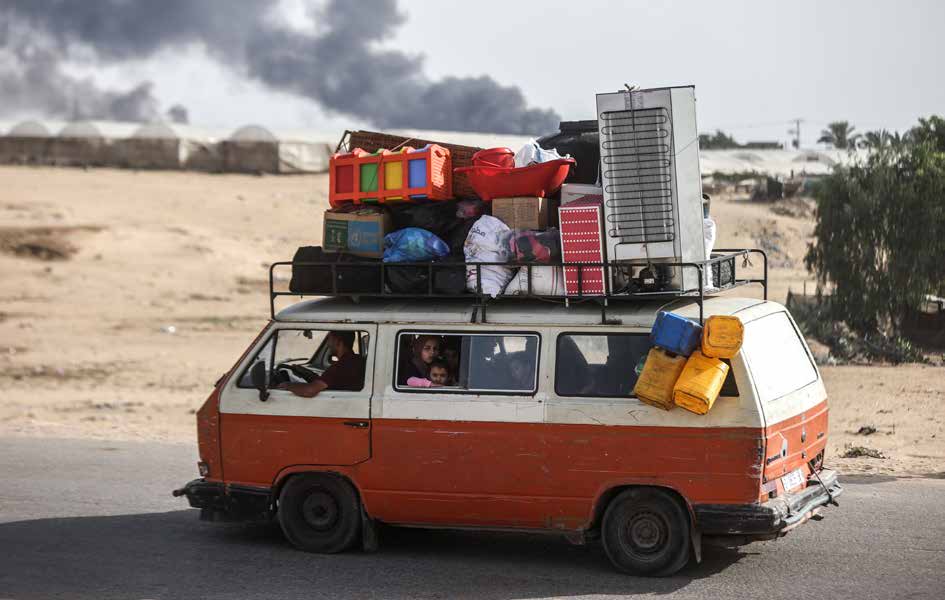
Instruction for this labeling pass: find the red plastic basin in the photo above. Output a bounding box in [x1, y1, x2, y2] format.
[454, 158, 575, 201]
[472, 147, 515, 169]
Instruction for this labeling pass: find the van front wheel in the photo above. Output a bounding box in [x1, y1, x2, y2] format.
[602, 488, 691, 576]
[278, 474, 361, 553]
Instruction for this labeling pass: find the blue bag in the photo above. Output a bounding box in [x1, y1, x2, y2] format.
[650, 311, 703, 357]
[383, 227, 450, 263]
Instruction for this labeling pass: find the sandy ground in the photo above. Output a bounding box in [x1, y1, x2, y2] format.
[1, 165, 942, 477]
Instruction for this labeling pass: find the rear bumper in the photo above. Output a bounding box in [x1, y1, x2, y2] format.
[173, 478, 272, 522]
[694, 469, 842, 537]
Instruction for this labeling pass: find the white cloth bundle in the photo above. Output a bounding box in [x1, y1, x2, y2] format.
[464, 215, 515, 297]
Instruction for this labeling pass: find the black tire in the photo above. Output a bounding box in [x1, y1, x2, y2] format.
[601, 487, 691, 576]
[278, 473, 361, 553]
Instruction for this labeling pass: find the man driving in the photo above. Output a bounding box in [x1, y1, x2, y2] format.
[278, 331, 364, 397]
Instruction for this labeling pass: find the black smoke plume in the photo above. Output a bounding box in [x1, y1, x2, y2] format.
[0, 0, 559, 134]
[0, 22, 162, 122]
[166, 105, 189, 125]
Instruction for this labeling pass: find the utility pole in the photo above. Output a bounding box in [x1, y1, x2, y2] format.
[787, 118, 803, 149]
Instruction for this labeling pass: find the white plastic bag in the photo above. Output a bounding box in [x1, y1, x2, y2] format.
[703, 217, 717, 288]
[514, 140, 565, 168]
[503, 266, 565, 296]
[464, 215, 515, 297]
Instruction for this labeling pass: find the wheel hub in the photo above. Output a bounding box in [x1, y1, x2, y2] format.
[625, 512, 666, 554]
[301, 490, 339, 531]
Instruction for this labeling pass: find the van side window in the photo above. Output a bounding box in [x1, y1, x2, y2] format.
[238, 329, 368, 391]
[742, 312, 817, 403]
[555, 333, 740, 399]
[395, 332, 539, 394]
[555, 333, 651, 397]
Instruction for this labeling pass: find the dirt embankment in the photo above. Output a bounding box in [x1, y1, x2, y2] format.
[0, 166, 942, 477]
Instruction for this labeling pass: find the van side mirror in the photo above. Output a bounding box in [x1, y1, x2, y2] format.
[250, 361, 269, 402]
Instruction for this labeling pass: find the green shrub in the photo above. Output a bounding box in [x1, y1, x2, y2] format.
[805, 116, 945, 341]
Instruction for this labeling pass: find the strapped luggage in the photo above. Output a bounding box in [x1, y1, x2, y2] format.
[385, 260, 467, 295]
[289, 246, 382, 295]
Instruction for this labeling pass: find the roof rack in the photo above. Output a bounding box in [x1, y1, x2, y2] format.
[268, 249, 767, 325]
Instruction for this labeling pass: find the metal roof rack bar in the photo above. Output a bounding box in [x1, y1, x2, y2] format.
[268, 248, 768, 324]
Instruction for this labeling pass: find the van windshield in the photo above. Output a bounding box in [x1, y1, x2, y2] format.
[742, 312, 818, 403]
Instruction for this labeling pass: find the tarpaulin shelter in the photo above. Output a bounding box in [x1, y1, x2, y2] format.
[698, 149, 859, 177]
[0, 120, 53, 164]
[222, 125, 280, 173]
[274, 135, 334, 173]
[111, 122, 186, 170]
[9, 120, 50, 137]
[181, 132, 224, 172]
[50, 121, 110, 166]
[222, 125, 333, 174]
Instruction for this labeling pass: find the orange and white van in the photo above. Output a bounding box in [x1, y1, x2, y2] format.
[175, 295, 841, 575]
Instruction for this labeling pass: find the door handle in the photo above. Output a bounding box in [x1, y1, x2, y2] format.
[343, 420, 369, 429]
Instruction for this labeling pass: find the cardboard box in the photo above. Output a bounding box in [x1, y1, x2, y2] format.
[491, 196, 548, 230]
[561, 183, 603, 206]
[323, 207, 391, 258]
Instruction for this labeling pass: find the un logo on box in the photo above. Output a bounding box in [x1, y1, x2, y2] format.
[348, 220, 381, 253]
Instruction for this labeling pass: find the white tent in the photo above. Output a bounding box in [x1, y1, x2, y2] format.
[133, 122, 179, 140]
[58, 121, 104, 138]
[0, 120, 54, 164]
[699, 149, 863, 177]
[49, 121, 113, 166]
[111, 122, 187, 169]
[388, 129, 535, 154]
[230, 124, 277, 142]
[222, 124, 332, 174]
[9, 120, 52, 137]
[221, 124, 279, 173]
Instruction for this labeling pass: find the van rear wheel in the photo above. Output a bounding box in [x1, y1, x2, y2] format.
[602, 488, 691, 576]
[278, 473, 361, 553]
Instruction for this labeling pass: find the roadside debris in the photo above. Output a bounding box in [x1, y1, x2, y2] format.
[842, 445, 887, 459]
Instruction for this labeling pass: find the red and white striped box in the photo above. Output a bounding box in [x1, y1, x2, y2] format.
[558, 198, 606, 296]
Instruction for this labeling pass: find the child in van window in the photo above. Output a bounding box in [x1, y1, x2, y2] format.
[399, 335, 441, 385]
[407, 360, 451, 388]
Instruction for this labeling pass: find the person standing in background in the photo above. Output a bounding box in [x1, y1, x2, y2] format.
[703, 193, 717, 289]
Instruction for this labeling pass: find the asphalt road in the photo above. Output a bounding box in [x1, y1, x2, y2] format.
[1, 437, 943, 600]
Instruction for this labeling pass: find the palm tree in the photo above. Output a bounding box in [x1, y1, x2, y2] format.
[905, 116, 945, 149]
[818, 121, 860, 149]
[858, 129, 903, 151]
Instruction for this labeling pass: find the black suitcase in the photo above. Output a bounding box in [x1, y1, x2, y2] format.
[385, 260, 467, 295]
[289, 247, 382, 295]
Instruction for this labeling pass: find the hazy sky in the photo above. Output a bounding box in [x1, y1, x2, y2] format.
[27, 0, 945, 146]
